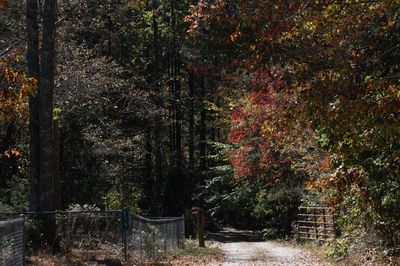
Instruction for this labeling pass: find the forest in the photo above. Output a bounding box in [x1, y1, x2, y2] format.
[0, 0, 399, 265]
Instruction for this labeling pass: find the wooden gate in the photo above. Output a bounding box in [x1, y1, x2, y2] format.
[296, 206, 336, 242]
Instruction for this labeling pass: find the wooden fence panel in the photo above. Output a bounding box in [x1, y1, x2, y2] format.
[296, 206, 336, 242]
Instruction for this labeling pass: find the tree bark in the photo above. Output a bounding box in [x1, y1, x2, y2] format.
[171, 0, 181, 171]
[168, 46, 176, 160]
[188, 71, 195, 170]
[53, 119, 61, 210]
[175, 64, 182, 170]
[199, 75, 207, 170]
[144, 125, 153, 211]
[26, 0, 40, 213]
[152, 0, 163, 188]
[39, 0, 57, 244]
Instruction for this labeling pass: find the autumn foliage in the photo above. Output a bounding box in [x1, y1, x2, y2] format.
[0, 0, 8, 9]
[0, 59, 37, 122]
[188, 0, 400, 247]
[227, 68, 289, 179]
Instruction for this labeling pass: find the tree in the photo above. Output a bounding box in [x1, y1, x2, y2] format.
[26, 0, 58, 245]
[39, 0, 57, 244]
[26, 0, 40, 213]
[152, 0, 163, 205]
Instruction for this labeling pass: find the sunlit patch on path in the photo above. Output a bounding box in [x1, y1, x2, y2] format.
[208, 228, 332, 266]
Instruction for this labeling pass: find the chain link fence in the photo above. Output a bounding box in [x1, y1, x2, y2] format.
[128, 214, 185, 258]
[56, 210, 122, 249]
[0, 210, 185, 262]
[0, 217, 25, 266]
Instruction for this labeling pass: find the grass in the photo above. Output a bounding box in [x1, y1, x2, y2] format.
[289, 237, 400, 266]
[174, 239, 223, 257]
[27, 239, 223, 265]
[153, 239, 223, 265]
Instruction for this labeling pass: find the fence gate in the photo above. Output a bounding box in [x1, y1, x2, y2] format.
[127, 214, 185, 258]
[0, 217, 25, 266]
[296, 206, 336, 242]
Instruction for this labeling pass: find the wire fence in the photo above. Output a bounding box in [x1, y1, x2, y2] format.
[128, 214, 185, 258]
[0, 210, 185, 262]
[0, 217, 25, 266]
[56, 210, 123, 250]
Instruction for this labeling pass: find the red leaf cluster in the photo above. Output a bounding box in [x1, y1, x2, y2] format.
[1, 149, 21, 159]
[231, 108, 247, 124]
[0, 0, 8, 9]
[228, 67, 288, 179]
[252, 67, 284, 91]
[228, 130, 247, 144]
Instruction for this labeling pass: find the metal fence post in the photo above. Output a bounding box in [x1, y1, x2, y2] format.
[181, 215, 185, 248]
[21, 214, 26, 266]
[121, 208, 129, 260]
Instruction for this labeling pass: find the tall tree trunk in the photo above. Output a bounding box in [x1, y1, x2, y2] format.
[152, 0, 162, 189]
[53, 119, 61, 210]
[174, 59, 182, 170]
[188, 71, 195, 170]
[39, 0, 57, 244]
[168, 46, 176, 160]
[163, 0, 184, 216]
[199, 75, 207, 170]
[144, 125, 153, 211]
[27, 0, 40, 213]
[171, 1, 181, 171]
[145, 127, 152, 182]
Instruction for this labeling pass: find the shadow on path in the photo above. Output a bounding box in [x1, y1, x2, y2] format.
[207, 227, 263, 243]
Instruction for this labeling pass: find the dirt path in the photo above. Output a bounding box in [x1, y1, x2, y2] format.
[207, 228, 332, 266]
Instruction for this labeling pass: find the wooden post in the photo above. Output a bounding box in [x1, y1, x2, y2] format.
[184, 208, 192, 238]
[313, 208, 318, 240]
[332, 208, 338, 237]
[197, 209, 205, 247]
[322, 208, 326, 240]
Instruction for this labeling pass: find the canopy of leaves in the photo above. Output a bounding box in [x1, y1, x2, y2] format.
[188, 0, 400, 247]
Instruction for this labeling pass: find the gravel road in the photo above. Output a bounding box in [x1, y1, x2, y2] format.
[208, 228, 332, 266]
